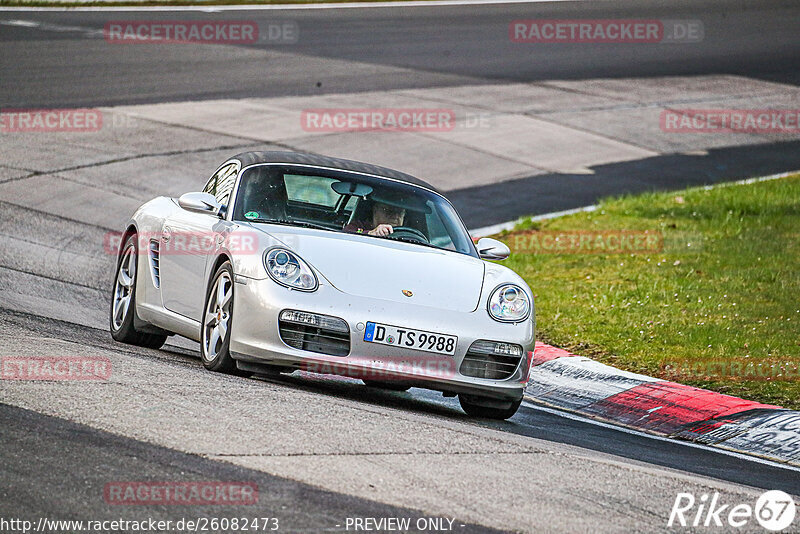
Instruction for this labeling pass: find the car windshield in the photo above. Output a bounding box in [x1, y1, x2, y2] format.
[231, 164, 476, 257]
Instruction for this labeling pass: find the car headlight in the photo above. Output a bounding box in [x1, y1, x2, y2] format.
[264, 248, 318, 291]
[488, 284, 530, 322]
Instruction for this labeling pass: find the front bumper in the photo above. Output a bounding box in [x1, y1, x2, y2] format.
[230, 276, 535, 401]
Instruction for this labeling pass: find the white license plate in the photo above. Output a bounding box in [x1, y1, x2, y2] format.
[363, 322, 457, 356]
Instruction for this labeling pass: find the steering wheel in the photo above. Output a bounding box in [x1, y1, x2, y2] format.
[388, 226, 429, 244]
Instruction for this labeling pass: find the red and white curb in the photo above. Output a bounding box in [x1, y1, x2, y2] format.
[525, 342, 800, 467]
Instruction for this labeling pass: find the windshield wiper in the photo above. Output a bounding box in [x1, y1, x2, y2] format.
[248, 218, 336, 232]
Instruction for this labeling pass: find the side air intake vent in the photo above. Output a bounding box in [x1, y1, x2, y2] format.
[148, 239, 160, 288]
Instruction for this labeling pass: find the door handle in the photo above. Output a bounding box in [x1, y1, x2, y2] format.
[162, 227, 172, 242]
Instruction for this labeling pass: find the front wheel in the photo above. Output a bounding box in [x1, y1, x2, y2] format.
[458, 394, 522, 420]
[201, 261, 243, 374]
[110, 234, 167, 349]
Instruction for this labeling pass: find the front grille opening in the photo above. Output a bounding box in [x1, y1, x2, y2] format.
[278, 310, 350, 357]
[460, 340, 523, 380]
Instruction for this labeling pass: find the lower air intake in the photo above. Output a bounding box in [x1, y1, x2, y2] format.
[278, 310, 350, 357]
[459, 340, 523, 380]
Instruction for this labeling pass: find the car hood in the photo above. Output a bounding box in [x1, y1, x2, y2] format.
[261, 226, 485, 312]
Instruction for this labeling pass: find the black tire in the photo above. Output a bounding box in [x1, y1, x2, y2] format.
[458, 394, 522, 420]
[200, 261, 244, 375]
[110, 234, 167, 349]
[362, 379, 411, 392]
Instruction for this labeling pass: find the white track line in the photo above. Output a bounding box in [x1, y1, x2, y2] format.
[522, 400, 800, 473]
[470, 205, 598, 237]
[699, 170, 798, 190]
[0, 18, 103, 35]
[469, 169, 800, 237]
[0, 0, 586, 12]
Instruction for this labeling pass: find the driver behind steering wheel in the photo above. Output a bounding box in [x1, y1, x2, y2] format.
[345, 201, 406, 237]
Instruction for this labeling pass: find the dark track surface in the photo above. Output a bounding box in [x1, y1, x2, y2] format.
[3, 0, 800, 228]
[0, 401, 498, 533]
[452, 139, 800, 227]
[1, 0, 799, 108]
[1, 308, 798, 517]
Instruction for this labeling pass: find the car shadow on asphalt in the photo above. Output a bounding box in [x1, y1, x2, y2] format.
[248, 367, 800, 497]
[249, 370, 467, 419]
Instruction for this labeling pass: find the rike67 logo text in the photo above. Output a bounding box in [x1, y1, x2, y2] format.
[668, 490, 796, 531]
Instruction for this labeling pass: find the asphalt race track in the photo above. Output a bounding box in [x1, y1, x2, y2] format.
[2, 309, 799, 532]
[1, 0, 800, 532]
[5, 1, 800, 226]
[2, 0, 800, 107]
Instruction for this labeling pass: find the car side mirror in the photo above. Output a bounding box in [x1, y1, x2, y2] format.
[475, 237, 510, 260]
[178, 192, 223, 217]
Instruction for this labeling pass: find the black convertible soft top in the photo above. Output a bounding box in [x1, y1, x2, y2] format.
[231, 151, 439, 193]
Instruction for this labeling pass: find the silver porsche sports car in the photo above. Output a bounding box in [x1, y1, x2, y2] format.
[110, 152, 534, 419]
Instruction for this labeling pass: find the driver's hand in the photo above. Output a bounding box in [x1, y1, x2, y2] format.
[368, 224, 394, 237]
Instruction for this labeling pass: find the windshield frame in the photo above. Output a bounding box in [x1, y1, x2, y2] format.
[230, 162, 479, 258]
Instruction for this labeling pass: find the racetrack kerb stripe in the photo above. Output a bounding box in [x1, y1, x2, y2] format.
[527, 343, 800, 466]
